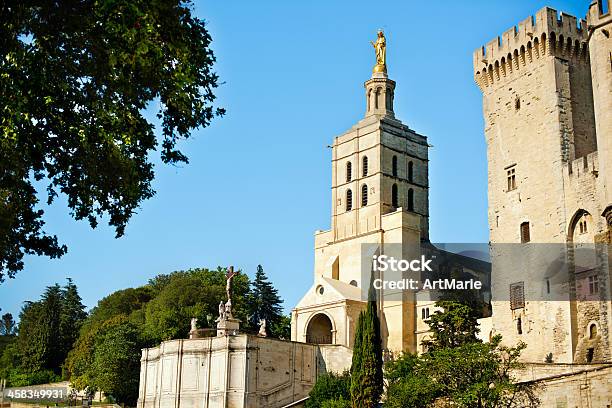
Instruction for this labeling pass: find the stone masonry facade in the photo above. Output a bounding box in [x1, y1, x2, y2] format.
[473, 1, 612, 366]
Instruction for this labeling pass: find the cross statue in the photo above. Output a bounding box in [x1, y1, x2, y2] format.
[225, 266, 239, 303]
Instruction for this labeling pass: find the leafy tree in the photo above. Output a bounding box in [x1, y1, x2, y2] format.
[14, 280, 86, 379]
[0, 312, 16, 335]
[247, 265, 285, 337]
[143, 267, 250, 342]
[17, 299, 54, 372]
[422, 300, 479, 351]
[0, 0, 224, 281]
[89, 317, 142, 406]
[85, 286, 153, 330]
[350, 283, 383, 408]
[305, 371, 350, 408]
[385, 300, 539, 408]
[272, 314, 291, 340]
[60, 278, 87, 369]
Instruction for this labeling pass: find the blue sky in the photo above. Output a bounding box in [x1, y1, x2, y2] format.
[0, 0, 587, 318]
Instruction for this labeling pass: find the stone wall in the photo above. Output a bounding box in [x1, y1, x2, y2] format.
[137, 335, 351, 408]
[519, 363, 612, 408]
[473, 4, 612, 364]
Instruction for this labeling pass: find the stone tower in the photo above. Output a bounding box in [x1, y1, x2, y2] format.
[292, 39, 430, 354]
[473, 3, 612, 363]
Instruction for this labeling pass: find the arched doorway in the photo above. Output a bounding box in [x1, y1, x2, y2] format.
[306, 313, 333, 344]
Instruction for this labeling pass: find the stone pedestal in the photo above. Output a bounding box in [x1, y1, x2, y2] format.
[217, 318, 240, 336]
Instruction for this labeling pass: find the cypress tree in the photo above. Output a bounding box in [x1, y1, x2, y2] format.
[350, 276, 383, 407]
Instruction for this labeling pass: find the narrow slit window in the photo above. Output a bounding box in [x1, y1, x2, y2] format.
[408, 188, 414, 212]
[392, 155, 398, 177]
[408, 161, 414, 183]
[362, 156, 368, 177]
[392, 184, 398, 208]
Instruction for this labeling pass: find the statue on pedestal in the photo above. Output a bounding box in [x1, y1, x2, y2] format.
[225, 299, 233, 319]
[216, 266, 241, 337]
[370, 30, 387, 73]
[217, 301, 226, 322]
[190, 318, 198, 332]
[258, 319, 267, 337]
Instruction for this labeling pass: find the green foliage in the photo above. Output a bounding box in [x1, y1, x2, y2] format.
[5, 368, 61, 387]
[384, 368, 440, 408]
[350, 283, 383, 408]
[0, 336, 18, 380]
[385, 300, 539, 408]
[143, 267, 250, 342]
[0, 279, 87, 385]
[0, 0, 224, 281]
[272, 314, 291, 340]
[0, 312, 16, 335]
[67, 266, 284, 404]
[246, 265, 286, 337]
[422, 300, 480, 351]
[85, 286, 153, 329]
[320, 399, 351, 408]
[89, 317, 142, 406]
[305, 371, 350, 408]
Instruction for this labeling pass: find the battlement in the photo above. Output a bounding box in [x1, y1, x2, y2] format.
[588, 0, 611, 25]
[563, 151, 599, 179]
[473, 7, 589, 90]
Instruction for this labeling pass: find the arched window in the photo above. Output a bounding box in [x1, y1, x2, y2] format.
[346, 161, 352, 182]
[408, 161, 414, 183]
[362, 156, 368, 177]
[392, 184, 398, 208]
[346, 189, 353, 211]
[392, 155, 398, 177]
[590, 324, 598, 339]
[408, 188, 414, 211]
[361, 184, 368, 207]
[517, 317, 522, 335]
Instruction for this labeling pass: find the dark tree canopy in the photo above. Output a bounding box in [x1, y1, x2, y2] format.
[350, 281, 383, 407]
[0, 0, 224, 281]
[247, 265, 288, 338]
[0, 312, 17, 335]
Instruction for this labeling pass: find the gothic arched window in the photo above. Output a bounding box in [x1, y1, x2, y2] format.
[346, 189, 353, 212]
[361, 184, 368, 207]
[362, 156, 368, 177]
[346, 161, 352, 182]
[392, 184, 398, 208]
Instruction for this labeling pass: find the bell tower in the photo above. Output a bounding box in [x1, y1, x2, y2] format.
[292, 31, 431, 354]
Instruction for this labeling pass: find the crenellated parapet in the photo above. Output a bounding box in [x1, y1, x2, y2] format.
[473, 7, 590, 90]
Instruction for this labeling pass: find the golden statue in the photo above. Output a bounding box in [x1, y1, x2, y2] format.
[371, 30, 387, 73]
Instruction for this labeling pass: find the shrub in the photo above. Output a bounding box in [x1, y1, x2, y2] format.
[306, 371, 350, 408]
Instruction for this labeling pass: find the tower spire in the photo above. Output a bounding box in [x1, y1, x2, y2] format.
[365, 30, 395, 117]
